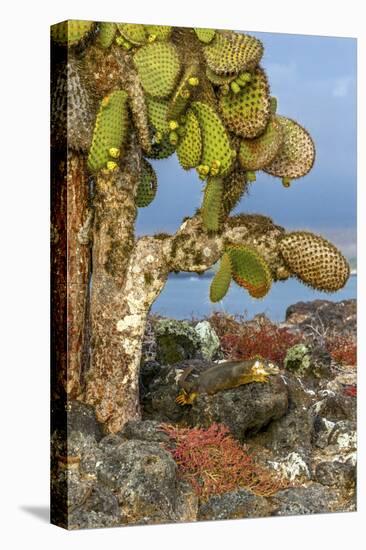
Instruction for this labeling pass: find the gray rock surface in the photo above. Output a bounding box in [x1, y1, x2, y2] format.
[198, 489, 275, 521]
[51, 299, 357, 529]
[270, 484, 341, 516]
[284, 299, 356, 339]
[194, 320, 221, 360]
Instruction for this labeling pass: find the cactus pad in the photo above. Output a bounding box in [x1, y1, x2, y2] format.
[219, 67, 271, 138]
[227, 245, 272, 298]
[202, 178, 224, 232]
[136, 159, 158, 207]
[203, 31, 263, 74]
[176, 109, 202, 169]
[146, 96, 169, 135]
[192, 101, 234, 177]
[263, 117, 315, 179]
[210, 253, 232, 302]
[194, 28, 216, 44]
[221, 167, 248, 216]
[238, 117, 283, 170]
[134, 42, 181, 98]
[87, 90, 129, 173]
[279, 232, 350, 291]
[51, 20, 94, 46]
[117, 23, 147, 45]
[145, 25, 172, 41]
[145, 134, 176, 159]
[98, 22, 117, 48]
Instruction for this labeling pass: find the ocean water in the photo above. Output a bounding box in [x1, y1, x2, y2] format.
[152, 273, 357, 322]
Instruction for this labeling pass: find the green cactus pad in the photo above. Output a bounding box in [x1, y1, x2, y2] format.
[98, 22, 117, 48]
[51, 20, 94, 46]
[205, 67, 237, 86]
[227, 245, 272, 298]
[176, 109, 202, 169]
[117, 23, 147, 45]
[238, 117, 283, 170]
[279, 232, 350, 292]
[134, 41, 181, 98]
[146, 96, 170, 135]
[202, 177, 224, 232]
[219, 67, 271, 138]
[221, 167, 248, 217]
[263, 117, 315, 179]
[136, 159, 158, 207]
[87, 90, 129, 173]
[203, 31, 263, 74]
[192, 101, 234, 177]
[145, 25, 172, 41]
[145, 134, 176, 159]
[167, 64, 201, 122]
[194, 28, 216, 44]
[210, 253, 232, 302]
[135, 158, 158, 208]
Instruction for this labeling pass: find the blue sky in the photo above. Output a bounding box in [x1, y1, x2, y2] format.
[136, 30, 357, 258]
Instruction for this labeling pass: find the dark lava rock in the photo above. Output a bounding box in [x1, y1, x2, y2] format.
[120, 420, 170, 443]
[248, 372, 315, 453]
[198, 489, 275, 521]
[51, 399, 103, 441]
[270, 484, 341, 516]
[68, 485, 121, 529]
[315, 461, 356, 488]
[142, 360, 289, 441]
[68, 510, 120, 530]
[285, 299, 356, 338]
[190, 374, 288, 441]
[328, 420, 357, 450]
[314, 393, 356, 423]
[96, 439, 179, 524]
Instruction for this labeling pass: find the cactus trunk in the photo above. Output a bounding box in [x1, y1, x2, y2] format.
[51, 151, 91, 400]
[83, 146, 170, 432]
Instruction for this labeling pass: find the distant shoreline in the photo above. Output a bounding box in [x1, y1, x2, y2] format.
[169, 270, 357, 280]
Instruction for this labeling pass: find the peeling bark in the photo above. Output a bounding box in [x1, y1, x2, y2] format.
[51, 151, 91, 399]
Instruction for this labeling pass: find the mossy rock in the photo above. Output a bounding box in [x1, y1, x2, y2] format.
[155, 319, 201, 365]
[284, 344, 312, 375]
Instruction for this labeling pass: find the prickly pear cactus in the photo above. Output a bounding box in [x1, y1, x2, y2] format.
[135, 159, 158, 207]
[51, 19, 351, 308]
[279, 232, 349, 291]
[133, 41, 181, 98]
[87, 90, 129, 173]
[51, 20, 95, 46]
[210, 252, 232, 302]
[227, 245, 272, 298]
